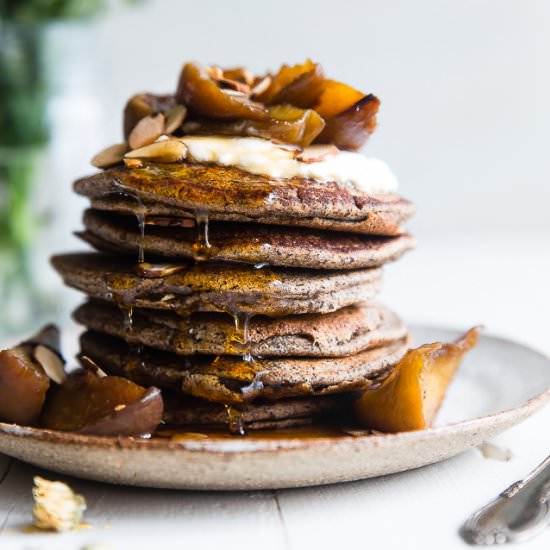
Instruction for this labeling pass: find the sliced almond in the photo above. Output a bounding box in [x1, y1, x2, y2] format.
[250, 76, 272, 98]
[34, 345, 67, 384]
[164, 104, 188, 134]
[136, 262, 188, 278]
[239, 69, 254, 87]
[222, 67, 254, 86]
[128, 112, 165, 150]
[80, 355, 108, 378]
[125, 139, 187, 163]
[124, 158, 144, 169]
[205, 66, 223, 80]
[91, 143, 128, 169]
[296, 144, 339, 163]
[222, 88, 248, 97]
[217, 78, 251, 94]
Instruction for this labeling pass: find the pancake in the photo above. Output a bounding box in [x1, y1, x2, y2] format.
[161, 393, 352, 431]
[80, 208, 415, 270]
[73, 300, 407, 357]
[51, 252, 383, 316]
[74, 163, 415, 236]
[79, 330, 409, 405]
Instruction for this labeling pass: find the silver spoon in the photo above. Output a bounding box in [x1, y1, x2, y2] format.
[460, 455, 550, 545]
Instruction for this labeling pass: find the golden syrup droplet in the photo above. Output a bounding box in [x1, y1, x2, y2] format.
[193, 209, 212, 260]
[107, 184, 148, 264]
[121, 305, 134, 333]
[224, 404, 245, 435]
[103, 272, 138, 334]
[136, 210, 146, 264]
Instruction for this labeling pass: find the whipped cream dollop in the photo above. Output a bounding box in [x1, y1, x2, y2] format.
[176, 136, 398, 194]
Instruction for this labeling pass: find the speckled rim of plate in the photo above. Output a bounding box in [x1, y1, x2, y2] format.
[0, 326, 549, 490]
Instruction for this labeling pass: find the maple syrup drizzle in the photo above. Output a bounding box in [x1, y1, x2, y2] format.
[156, 424, 355, 441]
[193, 209, 211, 260]
[224, 404, 245, 435]
[90, 191, 296, 437]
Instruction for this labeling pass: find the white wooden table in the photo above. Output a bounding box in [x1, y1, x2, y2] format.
[1, 232, 549, 550]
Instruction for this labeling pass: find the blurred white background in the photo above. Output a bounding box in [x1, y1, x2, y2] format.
[28, 0, 550, 348]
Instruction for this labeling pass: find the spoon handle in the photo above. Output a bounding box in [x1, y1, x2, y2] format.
[460, 454, 550, 545]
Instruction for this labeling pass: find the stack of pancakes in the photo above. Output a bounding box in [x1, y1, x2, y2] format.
[52, 162, 415, 433]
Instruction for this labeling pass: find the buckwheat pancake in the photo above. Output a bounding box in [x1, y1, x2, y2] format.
[79, 331, 409, 404]
[162, 394, 352, 431]
[52, 252, 383, 316]
[74, 300, 406, 358]
[74, 163, 415, 236]
[80, 209, 415, 270]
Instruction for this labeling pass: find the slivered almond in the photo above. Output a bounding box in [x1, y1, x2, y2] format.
[136, 262, 188, 278]
[250, 76, 272, 98]
[80, 355, 108, 378]
[128, 112, 165, 150]
[164, 104, 188, 134]
[91, 143, 128, 169]
[217, 78, 251, 94]
[125, 139, 187, 163]
[34, 345, 66, 384]
[205, 66, 223, 79]
[296, 144, 339, 163]
[239, 69, 254, 87]
[124, 158, 144, 169]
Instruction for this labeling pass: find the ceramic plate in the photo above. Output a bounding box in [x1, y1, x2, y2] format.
[0, 325, 548, 490]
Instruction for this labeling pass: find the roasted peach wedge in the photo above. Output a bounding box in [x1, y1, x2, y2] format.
[0, 325, 65, 425]
[182, 104, 325, 148]
[264, 60, 326, 108]
[314, 79, 365, 119]
[41, 362, 163, 437]
[176, 62, 268, 121]
[317, 93, 380, 151]
[354, 327, 482, 432]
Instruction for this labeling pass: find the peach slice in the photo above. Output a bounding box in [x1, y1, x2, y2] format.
[316, 94, 380, 151]
[268, 63, 325, 108]
[182, 104, 325, 148]
[314, 79, 365, 119]
[41, 369, 163, 437]
[354, 327, 481, 432]
[176, 63, 268, 121]
[258, 59, 320, 104]
[0, 325, 64, 425]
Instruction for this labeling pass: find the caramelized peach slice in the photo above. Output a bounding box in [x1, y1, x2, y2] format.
[41, 369, 163, 437]
[182, 104, 325, 148]
[258, 59, 319, 104]
[314, 79, 365, 118]
[176, 63, 268, 121]
[316, 94, 380, 150]
[0, 325, 65, 425]
[354, 327, 481, 432]
[268, 63, 325, 108]
[0, 347, 50, 425]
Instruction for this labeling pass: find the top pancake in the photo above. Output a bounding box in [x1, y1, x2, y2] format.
[74, 163, 415, 236]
